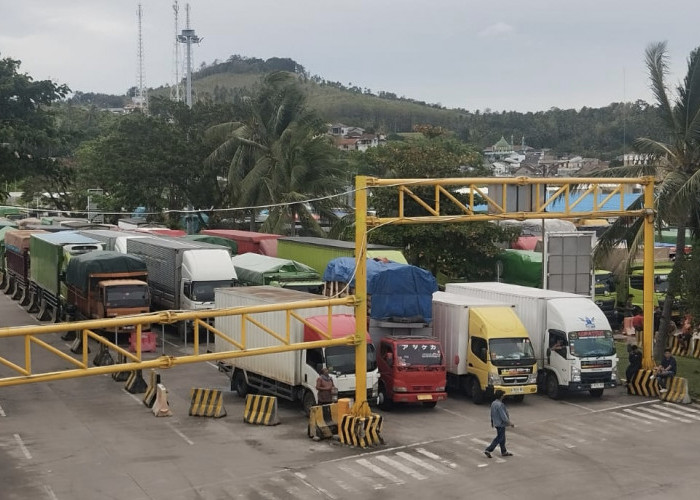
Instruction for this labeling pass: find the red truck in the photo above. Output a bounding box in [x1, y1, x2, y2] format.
[376, 335, 447, 410]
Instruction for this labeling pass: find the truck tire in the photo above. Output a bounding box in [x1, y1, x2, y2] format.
[471, 378, 484, 405]
[232, 371, 248, 398]
[422, 401, 437, 409]
[589, 388, 604, 398]
[302, 390, 316, 416]
[546, 372, 561, 400]
[378, 382, 393, 411]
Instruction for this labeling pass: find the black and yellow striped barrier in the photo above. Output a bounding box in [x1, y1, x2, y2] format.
[124, 370, 147, 394]
[308, 403, 338, 440]
[338, 413, 384, 448]
[243, 394, 280, 425]
[189, 388, 227, 418]
[627, 369, 657, 397]
[143, 370, 160, 408]
[659, 377, 692, 404]
[667, 336, 700, 359]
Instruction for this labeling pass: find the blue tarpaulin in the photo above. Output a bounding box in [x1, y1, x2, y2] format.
[323, 257, 438, 323]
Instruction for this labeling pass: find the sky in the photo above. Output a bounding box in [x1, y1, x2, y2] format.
[1, 0, 699, 113]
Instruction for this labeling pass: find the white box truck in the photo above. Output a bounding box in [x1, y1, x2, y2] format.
[432, 292, 538, 403]
[214, 286, 379, 414]
[445, 282, 619, 399]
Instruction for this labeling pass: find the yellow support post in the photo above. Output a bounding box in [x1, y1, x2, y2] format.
[354, 176, 368, 413]
[642, 178, 656, 369]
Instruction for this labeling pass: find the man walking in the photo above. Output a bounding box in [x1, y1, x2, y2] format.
[484, 390, 514, 458]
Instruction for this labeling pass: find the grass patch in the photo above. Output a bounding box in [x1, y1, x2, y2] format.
[615, 341, 700, 399]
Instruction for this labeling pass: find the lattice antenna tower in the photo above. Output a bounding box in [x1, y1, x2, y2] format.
[177, 3, 202, 108]
[133, 3, 148, 112]
[170, 1, 182, 102]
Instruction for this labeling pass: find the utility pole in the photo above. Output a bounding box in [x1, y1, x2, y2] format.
[176, 3, 202, 108]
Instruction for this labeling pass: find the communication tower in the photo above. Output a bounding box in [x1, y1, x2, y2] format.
[132, 3, 148, 112]
[170, 1, 183, 102]
[176, 3, 202, 108]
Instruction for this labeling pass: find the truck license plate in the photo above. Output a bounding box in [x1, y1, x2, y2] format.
[417, 395, 433, 401]
[591, 383, 604, 389]
[509, 387, 523, 394]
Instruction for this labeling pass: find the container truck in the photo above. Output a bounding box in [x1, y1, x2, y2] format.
[232, 252, 323, 294]
[124, 236, 237, 337]
[432, 291, 538, 404]
[64, 251, 151, 333]
[3, 229, 48, 302]
[29, 232, 104, 322]
[214, 286, 379, 414]
[77, 229, 147, 251]
[445, 282, 618, 399]
[200, 229, 280, 255]
[277, 236, 408, 275]
[376, 335, 447, 410]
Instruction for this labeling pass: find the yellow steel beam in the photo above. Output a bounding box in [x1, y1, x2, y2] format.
[354, 175, 369, 416]
[643, 180, 656, 369]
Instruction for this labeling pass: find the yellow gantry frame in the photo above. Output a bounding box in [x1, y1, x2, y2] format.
[354, 175, 657, 372]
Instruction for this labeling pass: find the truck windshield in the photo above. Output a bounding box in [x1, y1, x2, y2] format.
[568, 330, 615, 357]
[325, 344, 377, 375]
[188, 280, 234, 302]
[395, 342, 442, 366]
[595, 273, 615, 294]
[489, 338, 536, 366]
[105, 285, 149, 308]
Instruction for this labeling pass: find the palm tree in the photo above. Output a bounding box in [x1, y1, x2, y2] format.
[594, 42, 700, 360]
[206, 72, 349, 235]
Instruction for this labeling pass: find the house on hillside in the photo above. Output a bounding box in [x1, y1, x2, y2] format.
[328, 123, 383, 151]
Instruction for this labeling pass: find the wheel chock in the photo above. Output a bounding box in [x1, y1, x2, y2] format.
[152, 384, 172, 417]
[124, 370, 148, 394]
[243, 394, 280, 425]
[143, 371, 161, 408]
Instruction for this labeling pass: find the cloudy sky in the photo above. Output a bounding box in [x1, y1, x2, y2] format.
[1, 0, 698, 112]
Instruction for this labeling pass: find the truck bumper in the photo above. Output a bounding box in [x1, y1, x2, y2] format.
[567, 381, 617, 392]
[391, 392, 448, 404]
[491, 384, 538, 398]
[338, 389, 378, 402]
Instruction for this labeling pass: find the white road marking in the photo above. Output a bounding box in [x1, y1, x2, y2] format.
[375, 455, 427, 480]
[549, 423, 586, 443]
[640, 407, 692, 423]
[623, 408, 669, 423]
[440, 407, 468, 419]
[470, 438, 506, 462]
[294, 471, 337, 499]
[664, 402, 700, 413]
[206, 361, 219, 369]
[560, 401, 595, 412]
[166, 422, 194, 445]
[609, 411, 653, 426]
[43, 485, 58, 500]
[0, 404, 6, 417]
[356, 458, 404, 485]
[653, 404, 700, 421]
[395, 451, 446, 474]
[337, 463, 384, 490]
[14, 433, 32, 459]
[332, 479, 358, 493]
[415, 447, 458, 469]
[123, 389, 142, 404]
[269, 476, 309, 499]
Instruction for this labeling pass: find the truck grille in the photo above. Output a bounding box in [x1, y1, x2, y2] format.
[411, 385, 435, 391]
[581, 372, 612, 383]
[502, 376, 529, 385]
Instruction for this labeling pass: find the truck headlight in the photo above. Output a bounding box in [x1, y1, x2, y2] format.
[435, 386, 445, 392]
[611, 371, 617, 381]
[571, 366, 581, 382]
[393, 386, 407, 393]
[527, 374, 538, 384]
[488, 373, 502, 385]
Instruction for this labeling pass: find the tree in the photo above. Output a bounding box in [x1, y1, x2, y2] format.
[206, 72, 349, 235]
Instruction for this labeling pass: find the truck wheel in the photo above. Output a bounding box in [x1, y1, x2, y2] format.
[422, 401, 437, 409]
[232, 372, 248, 398]
[302, 390, 316, 416]
[546, 372, 561, 400]
[510, 394, 525, 403]
[471, 378, 484, 405]
[378, 382, 393, 411]
[589, 388, 604, 398]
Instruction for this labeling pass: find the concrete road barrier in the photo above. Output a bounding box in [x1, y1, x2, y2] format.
[189, 388, 227, 418]
[243, 394, 280, 425]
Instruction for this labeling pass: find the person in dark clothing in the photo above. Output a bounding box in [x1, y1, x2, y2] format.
[484, 390, 514, 458]
[315, 368, 335, 404]
[653, 306, 661, 334]
[651, 349, 677, 392]
[625, 345, 642, 389]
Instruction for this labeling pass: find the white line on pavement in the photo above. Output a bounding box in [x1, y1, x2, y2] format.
[356, 458, 404, 485]
[166, 422, 194, 445]
[639, 407, 692, 423]
[623, 408, 668, 423]
[395, 451, 446, 474]
[653, 404, 700, 421]
[14, 433, 32, 459]
[43, 485, 58, 500]
[293, 471, 337, 499]
[375, 455, 427, 480]
[0, 404, 5, 417]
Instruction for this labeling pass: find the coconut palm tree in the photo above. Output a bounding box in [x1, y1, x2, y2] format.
[593, 42, 700, 360]
[206, 72, 349, 235]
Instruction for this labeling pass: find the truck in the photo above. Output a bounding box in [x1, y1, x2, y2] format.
[232, 252, 324, 294]
[626, 262, 681, 321]
[432, 291, 538, 404]
[445, 282, 618, 399]
[77, 229, 147, 251]
[214, 286, 379, 414]
[64, 251, 151, 333]
[124, 236, 237, 337]
[277, 236, 408, 275]
[594, 269, 619, 327]
[3, 229, 48, 302]
[200, 229, 280, 255]
[29, 232, 104, 322]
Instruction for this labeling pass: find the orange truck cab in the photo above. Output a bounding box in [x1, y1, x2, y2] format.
[377, 335, 447, 410]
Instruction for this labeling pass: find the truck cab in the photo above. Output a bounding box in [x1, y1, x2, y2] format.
[376, 335, 446, 410]
[627, 263, 681, 320]
[594, 269, 618, 327]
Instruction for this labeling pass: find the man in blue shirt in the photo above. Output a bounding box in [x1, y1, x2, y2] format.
[652, 349, 677, 392]
[484, 390, 515, 458]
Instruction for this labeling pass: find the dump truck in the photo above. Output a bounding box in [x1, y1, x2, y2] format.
[446, 282, 618, 399]
[64, 251, 151, 334]
[277, 236, 407, 275]
[29, 231, 104, 322]
[232, 252, 323, 294]
[3, 229, 48, 303]
[200, 229, 280, 255]
[432, 291, 538, 403]
[214, 286, 379, 414]
[626, 261, 681, 321]
[124, 236, 237, 337]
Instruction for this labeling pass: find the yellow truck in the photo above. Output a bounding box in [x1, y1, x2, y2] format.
[431, 291, 538, 403]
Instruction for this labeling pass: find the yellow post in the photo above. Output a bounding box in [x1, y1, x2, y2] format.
[354, 176, 368, 412]
[642, 178, 655, 369]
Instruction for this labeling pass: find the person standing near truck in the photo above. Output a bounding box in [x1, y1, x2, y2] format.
[484, 390, 515, 458]
[316, 368, 335, 404]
